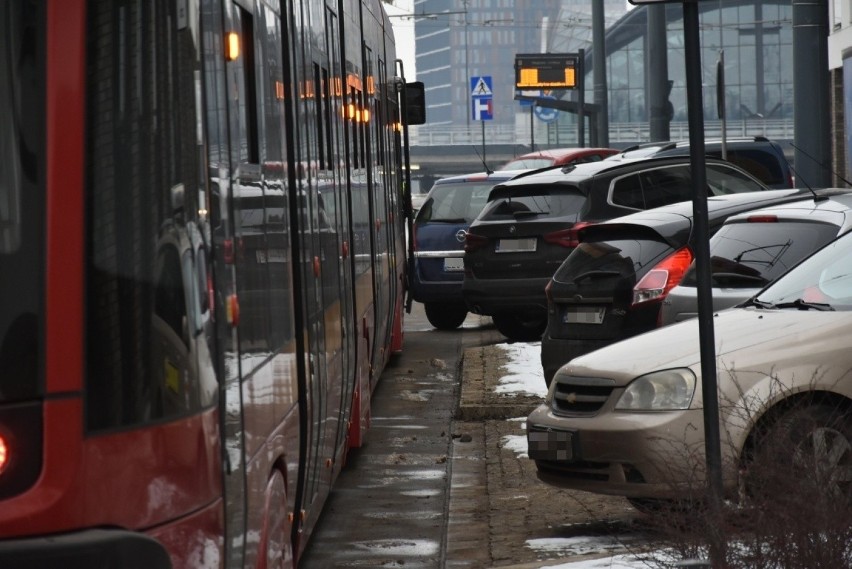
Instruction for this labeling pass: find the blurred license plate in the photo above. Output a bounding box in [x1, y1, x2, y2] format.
[497, 238, 536, 253]
[528, 428, 576, 462]
[563, 306, 605, 324]
[443, 257, 464, 272]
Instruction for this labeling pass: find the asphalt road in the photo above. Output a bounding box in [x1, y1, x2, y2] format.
[299, 303, 644, 569]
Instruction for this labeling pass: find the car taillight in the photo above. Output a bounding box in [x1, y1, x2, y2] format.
[464, 232, 488, 252]
[543, 221, 594, 249]
[747, 214, 778, 223]
[632, 246, 694, 306]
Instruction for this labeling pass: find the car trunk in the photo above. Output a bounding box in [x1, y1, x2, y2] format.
[547, 225, 679, 342]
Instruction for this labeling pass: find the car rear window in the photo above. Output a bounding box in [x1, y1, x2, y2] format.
[418, 182, 494, 223]
[680, 221, 841, 288]
[554, 232, 673, 283]
[478, 188, 587, 221]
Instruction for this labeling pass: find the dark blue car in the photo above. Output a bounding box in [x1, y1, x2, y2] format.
[411, 169, 531, 329]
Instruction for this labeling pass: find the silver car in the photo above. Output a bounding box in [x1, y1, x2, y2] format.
[659, 191, 852, 326]
[527, 228, 852, 506]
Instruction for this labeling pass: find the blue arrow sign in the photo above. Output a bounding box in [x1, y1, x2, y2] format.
[534, 95, 559, 123]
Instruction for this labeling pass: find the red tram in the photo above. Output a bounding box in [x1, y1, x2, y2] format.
[0, 0, 422, 567]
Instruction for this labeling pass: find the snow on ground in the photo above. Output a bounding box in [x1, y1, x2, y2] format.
[494, 341, 548, 397]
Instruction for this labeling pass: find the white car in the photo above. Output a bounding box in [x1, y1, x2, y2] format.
[528, 229, 852, 507]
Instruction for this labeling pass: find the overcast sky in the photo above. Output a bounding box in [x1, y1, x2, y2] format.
[386, 0, 417, 80]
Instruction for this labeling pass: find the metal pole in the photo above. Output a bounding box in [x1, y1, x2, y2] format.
[793, 0, 831, 187]
[577, 48, 585, 147]
[648, 4, 669, 141]
[531, 104, 535, 151]
[481, 121, 486, 164]
[592, 0, 609, 146]
[683, 1, 725, 566]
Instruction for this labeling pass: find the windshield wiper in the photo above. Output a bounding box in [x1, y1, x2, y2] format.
[772, 298, 835, 311]
[429, 217, 466, 223]
[742, 297, 776, 309]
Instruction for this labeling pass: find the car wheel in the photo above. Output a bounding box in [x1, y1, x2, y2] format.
[747, 403, 852, 503]
[424, 302, 468, 330]
[492, 311, 547, 342]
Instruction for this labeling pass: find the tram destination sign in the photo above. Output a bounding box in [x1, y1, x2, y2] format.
[514, 53, 577, 90]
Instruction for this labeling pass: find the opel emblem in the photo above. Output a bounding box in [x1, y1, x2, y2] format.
[455, 229, 467, 243]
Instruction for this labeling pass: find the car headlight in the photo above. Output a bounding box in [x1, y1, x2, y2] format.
[615, 368, 696, 411]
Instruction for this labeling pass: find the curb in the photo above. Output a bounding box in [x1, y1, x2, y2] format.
[456, 344, 543, 421]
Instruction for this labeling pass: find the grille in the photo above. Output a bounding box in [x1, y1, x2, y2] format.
[551, 375, 616, 415]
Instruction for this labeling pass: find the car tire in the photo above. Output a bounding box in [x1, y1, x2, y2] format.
[424, 302, 468, 330]
[747, 403, 852, 503]
[491, 311, 547, 342]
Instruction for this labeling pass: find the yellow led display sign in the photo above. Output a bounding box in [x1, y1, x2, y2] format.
[514, 53, 578, 90]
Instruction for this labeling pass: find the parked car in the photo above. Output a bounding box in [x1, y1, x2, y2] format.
[498, 147, 619, 171]
[539, 188, 849, 385]
[527, 228, 852, 509]
[410, 169, 531, 330]
[462, 156, 774, 342]
[606, 136, 794, 189]
[659, 190, 852, 325]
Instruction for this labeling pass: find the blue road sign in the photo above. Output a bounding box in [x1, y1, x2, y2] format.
[470, 76, 493, 97]
[472, 97, 493, 121]
[534, 95, 559, 123]
[471, 76, 494, 121]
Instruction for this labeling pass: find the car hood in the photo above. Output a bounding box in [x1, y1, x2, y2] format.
[563, 307, 852, 385]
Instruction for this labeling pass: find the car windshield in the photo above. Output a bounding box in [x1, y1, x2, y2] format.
[681, 221, 840, 288]
[752, 231, 852, 310]
[417, 181, 494, 223]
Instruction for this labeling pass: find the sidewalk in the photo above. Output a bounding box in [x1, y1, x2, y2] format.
[446, 322, 640, 569]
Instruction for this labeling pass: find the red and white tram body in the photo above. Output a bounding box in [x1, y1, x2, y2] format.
[0, 0, 416, 567]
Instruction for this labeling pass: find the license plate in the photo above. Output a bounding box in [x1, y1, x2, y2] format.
[563, 306, 606, 324]
[528, 428, 576, 462]
[443, 257, 464, 272]
[496, 238, 536, 253]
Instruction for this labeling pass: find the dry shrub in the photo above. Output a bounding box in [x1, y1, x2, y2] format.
[634, 379, 852, 568]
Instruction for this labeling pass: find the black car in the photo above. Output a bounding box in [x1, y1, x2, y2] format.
[606, 136, 794, 190]
[462, 155, 774, 342]
[538, 188, 843, 386]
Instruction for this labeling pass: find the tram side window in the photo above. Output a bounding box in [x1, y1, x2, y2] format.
[85, 0, 216, 431]
[0, 0, 45, 403]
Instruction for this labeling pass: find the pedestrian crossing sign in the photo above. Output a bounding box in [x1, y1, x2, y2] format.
[470, 76, 493, 97]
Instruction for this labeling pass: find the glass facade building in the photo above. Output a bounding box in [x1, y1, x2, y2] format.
[567, 0, 794, 125]
[413, 0, 795, 144]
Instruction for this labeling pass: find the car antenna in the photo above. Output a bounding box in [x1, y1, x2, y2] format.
[785, 161, 822, 201]
[790, 142, 852, 187]
[471, 145, 494, 175]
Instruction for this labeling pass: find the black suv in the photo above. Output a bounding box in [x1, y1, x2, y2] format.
[461, 155, 773, 342]
[539, 188, 839, 386]
[608, 136, 794, 189]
